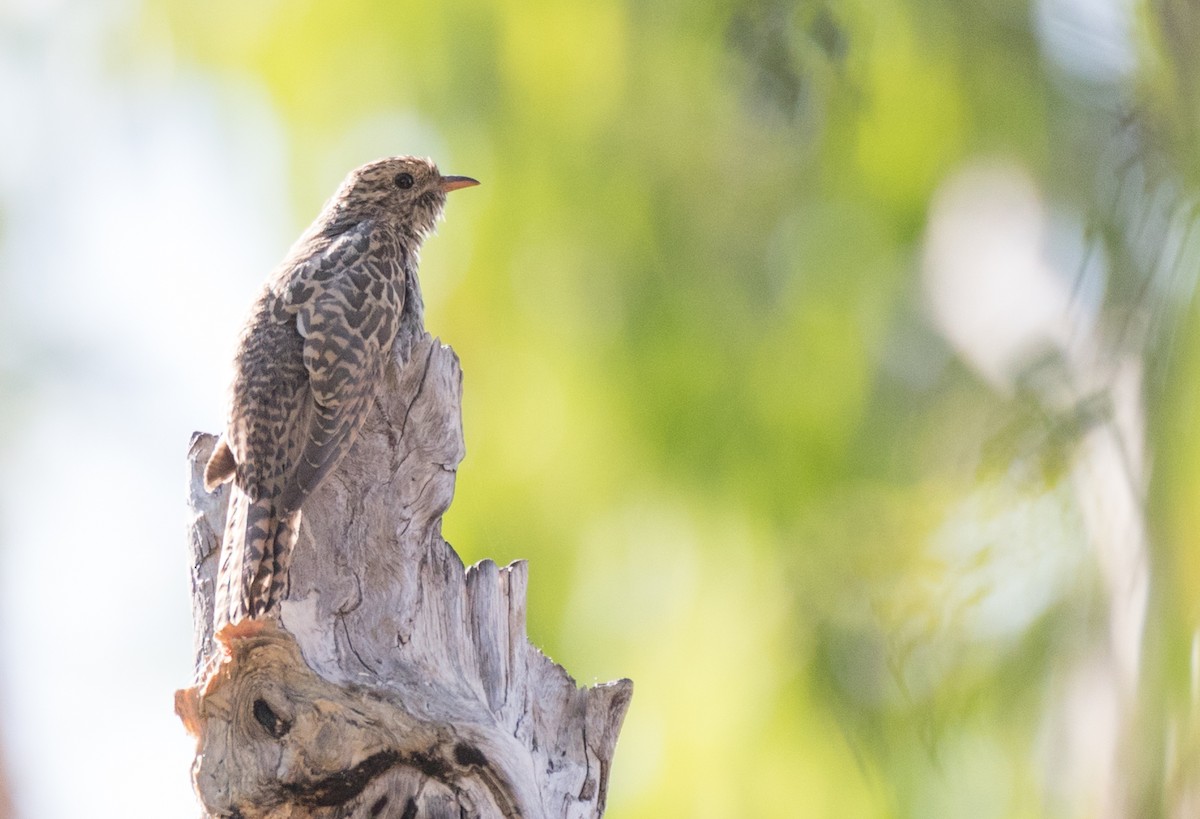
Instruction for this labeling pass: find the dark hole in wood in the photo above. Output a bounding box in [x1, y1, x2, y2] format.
[252, 698, 290, 738]
[400, 797, 418, 819]
[453, 743, 487, 768]
[369, 795, 389, 816]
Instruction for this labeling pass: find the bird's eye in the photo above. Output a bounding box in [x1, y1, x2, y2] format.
[395, 172, 414, 190]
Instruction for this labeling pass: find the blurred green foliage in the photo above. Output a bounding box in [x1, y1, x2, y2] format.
[138, 0, 1200, 815]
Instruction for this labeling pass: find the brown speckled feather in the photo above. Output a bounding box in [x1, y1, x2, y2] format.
[206, 156, 477, 626]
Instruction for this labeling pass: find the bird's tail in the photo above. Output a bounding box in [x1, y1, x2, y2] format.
[214, 489, 303, 628]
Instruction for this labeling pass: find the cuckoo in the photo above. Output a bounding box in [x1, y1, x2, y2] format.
[204, 156, 478, 625]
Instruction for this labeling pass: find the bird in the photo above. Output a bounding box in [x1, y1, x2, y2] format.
[204, 156, 479, 626]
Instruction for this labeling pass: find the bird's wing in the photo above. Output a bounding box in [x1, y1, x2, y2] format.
[280, 231, 403, 513]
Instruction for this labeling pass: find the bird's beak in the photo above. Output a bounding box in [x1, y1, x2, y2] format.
[440, 175, 480, 192]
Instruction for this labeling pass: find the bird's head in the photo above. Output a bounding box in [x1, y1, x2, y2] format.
[331, 156, 479, 240]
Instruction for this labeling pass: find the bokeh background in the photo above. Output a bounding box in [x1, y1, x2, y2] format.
[3, 0, 1200, 816]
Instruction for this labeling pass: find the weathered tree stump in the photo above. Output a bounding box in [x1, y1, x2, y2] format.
[176, 330, 632, 818]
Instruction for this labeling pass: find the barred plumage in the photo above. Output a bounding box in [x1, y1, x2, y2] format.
[206, 156, 478, 626]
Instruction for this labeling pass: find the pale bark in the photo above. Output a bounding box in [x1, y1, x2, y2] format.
[177, 332, 632, 819]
